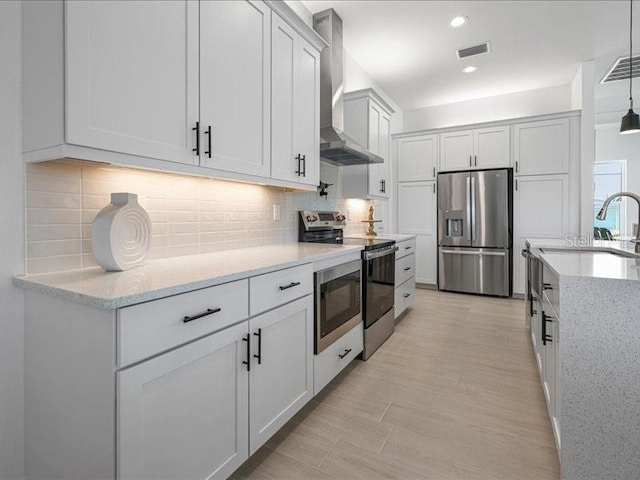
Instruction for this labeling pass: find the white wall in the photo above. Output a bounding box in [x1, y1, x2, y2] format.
[402, 84, 573, 132]
[0, 2, 25, 479]
[344, 52, 403, 134]
[571, 64, 583, 110]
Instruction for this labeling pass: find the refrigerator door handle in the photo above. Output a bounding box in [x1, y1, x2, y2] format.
[440, 249, 507, 256]
[465, 175, 472, 244]
[470, 175, 476, 243]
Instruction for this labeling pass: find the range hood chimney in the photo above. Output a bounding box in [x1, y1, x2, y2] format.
[313, 9, 384, 166]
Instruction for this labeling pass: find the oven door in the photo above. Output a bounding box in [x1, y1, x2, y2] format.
[363, 249, 396, 329]
[315, 260, 362, 353]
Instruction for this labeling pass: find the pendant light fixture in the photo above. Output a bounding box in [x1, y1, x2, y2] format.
[621, 0, 640, 134]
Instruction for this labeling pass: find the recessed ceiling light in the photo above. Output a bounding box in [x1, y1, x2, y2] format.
[462, 66, 478, 73]
[449, 16, 468, 28]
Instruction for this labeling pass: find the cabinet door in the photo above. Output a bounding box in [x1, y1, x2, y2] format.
[271, 15, 297, 182]
[513, 175, 569, 294]
[294, 37, 321, 186]
[249, 296, 313, 454]
[65, 1, 198, 165]
[440, 130, 474, 171]
[397, 134, 438, 182]
[118, 321, 249, 480]
[397, 182, 437, 284]
[514, 118, 570, 176]
[367, 102, 383, 196]
[200, 0, 271, 177]
[474, 126, 510, 169]
[375, 113, 391, 198]
[552, 319, 561, 450]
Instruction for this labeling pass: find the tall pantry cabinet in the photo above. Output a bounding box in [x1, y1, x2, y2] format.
[512, 116, 578, 294]
[395, 134, 439, 285]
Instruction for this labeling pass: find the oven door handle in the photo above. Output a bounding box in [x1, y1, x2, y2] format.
[364, 245, 399, 260]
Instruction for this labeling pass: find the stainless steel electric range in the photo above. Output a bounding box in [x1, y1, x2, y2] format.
[299, 210, 397, 359]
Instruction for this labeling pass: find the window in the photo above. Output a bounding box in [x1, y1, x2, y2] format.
[593, 160, 626, 238]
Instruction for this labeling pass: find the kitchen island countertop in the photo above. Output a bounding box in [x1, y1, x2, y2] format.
[13, 243, 364, 309]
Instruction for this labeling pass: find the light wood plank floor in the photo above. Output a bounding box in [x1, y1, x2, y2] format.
[232, 289, 560, 480]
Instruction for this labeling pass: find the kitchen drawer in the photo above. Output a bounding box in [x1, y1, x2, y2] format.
[314, 321, 363, 395]
[395, 277, 415, 319]
[396, 238, 416, 259]
[118, 279, 249, 367]
[250, 264, 313, 315]
[395, 253, 415, 286]
[542, 263, 560, 318]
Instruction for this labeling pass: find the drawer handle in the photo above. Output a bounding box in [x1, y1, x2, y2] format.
[183, 307, 221, 323]
[403, 293, 411, 298]
[253, 328, 262, 365]
[242, 334, 251, 371]
[404, 267, 411, 271]
[279, 281, 301, 291]
[543, 283, 553, 290]
[404, 246, 412, 250]
[338, 348, 352, 359]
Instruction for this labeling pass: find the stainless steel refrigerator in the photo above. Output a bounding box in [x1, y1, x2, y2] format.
[437, 168, 512, 297]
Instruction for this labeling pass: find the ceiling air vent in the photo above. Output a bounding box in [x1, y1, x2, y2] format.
[601, 56, 640, 84]
[456, 42, 491, 59]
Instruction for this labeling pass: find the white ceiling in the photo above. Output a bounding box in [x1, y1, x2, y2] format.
[303, 1, 634, 111]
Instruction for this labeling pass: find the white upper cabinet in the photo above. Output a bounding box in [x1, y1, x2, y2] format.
[474, 126, 511, 169]
[342, 89, 395, 199]
[397, 134, 438, 182]
[23, 0, 325, 190]
[57, 1, 199, 164]
[271, 16, 320, 186]
[440, 130, 474, 171]
[200, 0, 271, 177]
[514, 118, 570, 176]
[440, 126, 510, 171]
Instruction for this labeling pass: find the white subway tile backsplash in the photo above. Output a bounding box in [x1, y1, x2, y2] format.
[26, 161, 372, 274]
[27, 208, 81, 225]
[27, 225, 81, 241]
[27, 255, 82, 275]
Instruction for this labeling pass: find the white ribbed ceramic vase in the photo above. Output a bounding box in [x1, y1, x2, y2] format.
[91, 193, 152, 271]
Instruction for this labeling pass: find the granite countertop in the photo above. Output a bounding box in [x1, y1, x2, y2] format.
[526, 237, 640, 282]
[13, 243, 364, 309]
[345, 233, 417, 242]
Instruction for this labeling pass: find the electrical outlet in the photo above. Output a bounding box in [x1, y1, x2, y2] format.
[273, 204, 281, 221]
[346, 209, 351, 220]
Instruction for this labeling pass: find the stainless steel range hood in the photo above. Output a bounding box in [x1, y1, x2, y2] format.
[313, 9, 383, 166]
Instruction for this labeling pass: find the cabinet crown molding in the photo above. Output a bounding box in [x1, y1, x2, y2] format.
[392, 109, 581, 139]
[344, 88, 396, 115]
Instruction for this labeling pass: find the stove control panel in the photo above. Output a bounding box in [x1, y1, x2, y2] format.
[299, 210, 346, 231]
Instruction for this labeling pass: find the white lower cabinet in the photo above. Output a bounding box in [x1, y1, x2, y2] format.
[249, 296, 313, 454]
[313, 322, 363, 395]
[118, 294, 314, 479]
[24, 262, 322, 480]
[118, 321, 250, 480]
[394, 238, 416, 319]
[530, 265, 561, 455]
